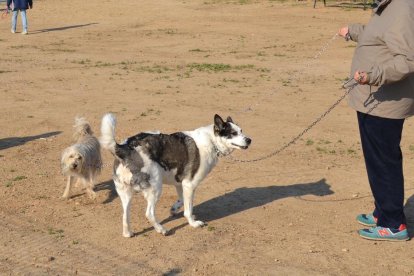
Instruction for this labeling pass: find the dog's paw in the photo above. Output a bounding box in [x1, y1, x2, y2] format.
[190, 220, 205, 228]
[170, 201, 183, 216]
[155, 226, 169, 236]
[123, 231, 133, 238]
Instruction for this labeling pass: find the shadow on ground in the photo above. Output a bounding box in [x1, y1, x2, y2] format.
[0, 131, 61, 151]
[157, 178, 333, 235]
[30, 23, 98, 34]
[404, 194, 414, 237]
[95, 178, 333, 236]
[95, 180, 117, 204]
[193, 178, 333, 222]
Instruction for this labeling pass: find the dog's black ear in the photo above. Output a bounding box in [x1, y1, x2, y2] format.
[214, 114, 225, 134]
[226, 116, 233, 123]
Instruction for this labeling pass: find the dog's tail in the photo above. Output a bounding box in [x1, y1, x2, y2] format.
[100, 113, 118, 155]
[73, 117, 93, 141]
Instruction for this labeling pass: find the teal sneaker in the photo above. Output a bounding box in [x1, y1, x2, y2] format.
[358, 224, 409, 242]
[356, 213, 377, 227]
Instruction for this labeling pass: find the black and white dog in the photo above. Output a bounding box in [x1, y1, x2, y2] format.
[100, 113, 251, 237]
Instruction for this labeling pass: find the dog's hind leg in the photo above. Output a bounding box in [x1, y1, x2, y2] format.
[85, 175, 97, 200]
[170, 185, 184, 216]
[143, 186, 168, 235]
[62, 176, 75, 199]
[115, 180, 134, 238]
[182, 180, 204, 228]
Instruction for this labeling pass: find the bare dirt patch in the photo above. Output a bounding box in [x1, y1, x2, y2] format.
[1, 0, 413, 275]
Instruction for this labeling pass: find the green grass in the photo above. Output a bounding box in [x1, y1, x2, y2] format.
[13, 176, 27, 181]
[306, 139, 314, 146]
[207, 225, 216, 231]
[189, 49, 208, 52]
[186, 63, 256, 73]
[187, 63, 232, 72]
[48, 227, 65, 238]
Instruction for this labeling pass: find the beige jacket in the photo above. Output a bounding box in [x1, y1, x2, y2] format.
[348, 0, 414, 119]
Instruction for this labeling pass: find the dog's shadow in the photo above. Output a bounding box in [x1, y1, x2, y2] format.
[95, 178, 334, 236]
[163, 178, 333, 235]
[95, 180, 118, 204]
[0, 131, 62, 151]
[193, 178, 333, 222]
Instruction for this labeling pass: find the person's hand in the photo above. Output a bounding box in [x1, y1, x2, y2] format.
[338, 26, 349, 38]
[354, 70, 369, 85]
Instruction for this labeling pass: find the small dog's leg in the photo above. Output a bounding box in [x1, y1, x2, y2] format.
[62, 176, 74, 199]
[143, 187, 168, 235]
[170, 185, 184, 216]
[115, 181, 134, 238]
[182, 181, 204, 228]
[85, 177, 97, 200]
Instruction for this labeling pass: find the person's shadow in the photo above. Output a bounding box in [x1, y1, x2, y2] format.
[404, 194, 414, 238]
[0, 131, 61, 151]
[30, 23, 98, 34]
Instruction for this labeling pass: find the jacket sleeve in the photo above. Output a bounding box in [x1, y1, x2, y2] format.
[348, 23, 365, 42]
[7, 0, 11, 8]
[28, 0, 33, 8]
[368, 14, 414, 86]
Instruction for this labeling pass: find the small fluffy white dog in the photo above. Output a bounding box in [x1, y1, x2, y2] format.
[61, 117, 102, 199]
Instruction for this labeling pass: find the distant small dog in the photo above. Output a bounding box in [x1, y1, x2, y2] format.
[100, 113, 251, 237]
[61, 117, 102, 199]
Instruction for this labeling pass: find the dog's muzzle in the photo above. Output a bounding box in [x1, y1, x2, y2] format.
[232, 137, 252, 149]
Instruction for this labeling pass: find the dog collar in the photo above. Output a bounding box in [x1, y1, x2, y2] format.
[213, 143, 227, 157]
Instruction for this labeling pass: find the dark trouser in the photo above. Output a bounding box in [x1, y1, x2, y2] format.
[357, 111, 406, 229]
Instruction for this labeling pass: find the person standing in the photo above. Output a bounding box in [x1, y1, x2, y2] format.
[338, 0, 414, 241]
[7, 0, 33, 35]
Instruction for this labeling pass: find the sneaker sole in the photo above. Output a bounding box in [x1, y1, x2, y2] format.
[357, 221, 376, 227]
[359, 233, 410, 242]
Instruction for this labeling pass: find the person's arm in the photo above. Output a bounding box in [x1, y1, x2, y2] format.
[348, 24, 365, 42]
[7, 0, 11, 9]
[368, 16, 414, 86]
[28, 0, 33, 8]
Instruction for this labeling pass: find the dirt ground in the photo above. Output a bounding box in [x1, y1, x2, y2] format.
[1, 0, 413, 275]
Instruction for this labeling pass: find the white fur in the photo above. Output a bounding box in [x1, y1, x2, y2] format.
[61, 117, 102, 199]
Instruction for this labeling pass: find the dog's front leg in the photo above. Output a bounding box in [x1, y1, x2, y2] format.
[62, 176, 74, 199]
[182, 181, 204, 228]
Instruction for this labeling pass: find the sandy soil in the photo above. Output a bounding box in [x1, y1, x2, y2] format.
[1, 0, 413, 275]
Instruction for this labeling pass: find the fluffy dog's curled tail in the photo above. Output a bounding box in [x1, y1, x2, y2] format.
[100, 113, 117, 155]
[73, 117, 93, 141]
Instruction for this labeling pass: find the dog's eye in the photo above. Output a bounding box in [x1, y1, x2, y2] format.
[231, 131, 238, 136]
